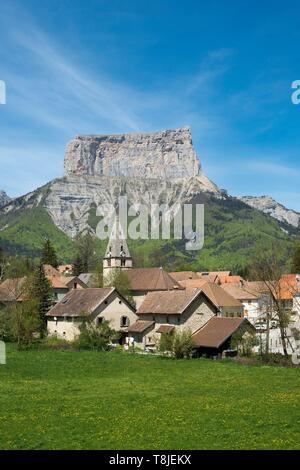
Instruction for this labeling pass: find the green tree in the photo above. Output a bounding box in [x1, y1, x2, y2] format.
[26, 265, 53, 337]
[7, 300, 41, 349]
[74, 319, 120, 350]
[4, 255, 35, 279]
[158, 328, 195, 358]
[41, 239, 58, 268]
[291, 239, 300, 273]
[72, 233, 97, 275]
[105, 269, 134, 305]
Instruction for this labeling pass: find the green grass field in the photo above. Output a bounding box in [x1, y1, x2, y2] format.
[0, 345, 299, 450]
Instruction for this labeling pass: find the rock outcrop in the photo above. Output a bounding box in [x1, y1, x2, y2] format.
[0, 190, 11, 208]
[64, 127, 201, 179]
[1, 127, 222, 239]
[238, 195, 300, 228]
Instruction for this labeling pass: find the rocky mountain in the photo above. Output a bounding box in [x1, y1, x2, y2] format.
[0, 190, 11, 208]
[64, 127, 201, 179]
[0, 127, 296, 269]
[238, 195, 300, 229]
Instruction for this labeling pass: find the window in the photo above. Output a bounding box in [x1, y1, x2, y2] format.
[121, 258, 126, 267]
[177, 316, 180, 324]
[97, 317, 104, 326]
[74, 282, 77, 289]
[120, 316, 129, 327]
[166, 315, 169, 323]
[119, 300, 122, 304]
[107, 259, 111, 267]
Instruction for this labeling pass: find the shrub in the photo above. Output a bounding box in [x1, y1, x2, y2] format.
[74, 319, 120, 351]
[158, 328, 196, 359]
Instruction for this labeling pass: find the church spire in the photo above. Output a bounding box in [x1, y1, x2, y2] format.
[103, 215, 132, 281]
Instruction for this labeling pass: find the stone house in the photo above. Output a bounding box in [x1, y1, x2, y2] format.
[43, 264, 87, 303]
[175, 279, 244, 317]
[128, 288, 219, 348]
[46, 287, 137, 341]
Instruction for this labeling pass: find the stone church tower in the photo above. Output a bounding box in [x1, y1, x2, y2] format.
[103, 216, 132, 282]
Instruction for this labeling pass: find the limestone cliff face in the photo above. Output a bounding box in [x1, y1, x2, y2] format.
[1, 127, 223, 238]
[0, 190, 11, 208]
[64, 127, 201, 179]
[238, 195, 300, 228]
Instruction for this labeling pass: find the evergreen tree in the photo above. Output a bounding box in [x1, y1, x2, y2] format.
[41, 239, 58, 268]
[292, 240, 300, 273]
[26, 265, 53, 337]
[72, 233, 97, 274]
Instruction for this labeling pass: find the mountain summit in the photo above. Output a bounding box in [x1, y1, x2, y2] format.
[0, 127, 296, 269]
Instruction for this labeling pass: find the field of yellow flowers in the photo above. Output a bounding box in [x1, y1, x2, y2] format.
[0, 345, 299, 449]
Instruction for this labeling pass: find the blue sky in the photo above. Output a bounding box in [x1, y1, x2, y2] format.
[1, 0, 300, 210]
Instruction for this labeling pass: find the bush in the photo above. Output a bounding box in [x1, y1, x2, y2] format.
[158, 328, 196, 359]
[40, 336, 73, 350]
[74, 319, 120, 351]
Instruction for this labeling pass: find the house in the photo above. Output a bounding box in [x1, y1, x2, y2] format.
[46, 287, 137, 341]
[42, 265, 87, 302]
[58, 264, 73, 275]
[125, 267, 182, 308]
[192, 317, 255, 358]
[78, 273, 94, 287]
[128, 288, 219, 348]
[0, 277, 26, 307]
[176, 279, 244, 317]
[169, 271, 201, 282]
[221, 283, 261, 323]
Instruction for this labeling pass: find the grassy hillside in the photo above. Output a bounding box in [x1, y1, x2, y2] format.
[0, 345, 299, 450]
[0, 193, 296, 270]
[0, 206, 74, 260]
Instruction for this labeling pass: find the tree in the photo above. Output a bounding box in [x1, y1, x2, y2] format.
[158, 328, 196, 358]
[26, 265, 53, 337]
[72, 233, 98, 275]
[0, 247, 7, 281]
[74, 319, 120, 350]
[5, 255, 35, 279]
[7, 300, 41, 349]
[291, 239, 300, 274]
[250, 246, 292, 358]
[41, 239, 58, 268]
[105, 269, 134, 305]
[231, 330, 259, 357]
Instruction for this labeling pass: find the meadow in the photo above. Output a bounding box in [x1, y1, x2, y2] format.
[0, 345, 299, 450]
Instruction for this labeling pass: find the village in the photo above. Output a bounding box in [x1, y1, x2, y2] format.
[1, 220, 300, 361]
